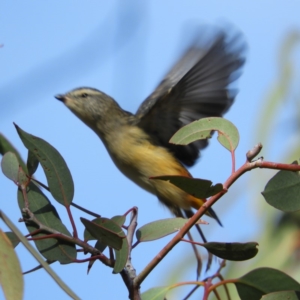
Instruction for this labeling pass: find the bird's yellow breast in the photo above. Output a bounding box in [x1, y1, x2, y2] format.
[103, 125, 194, 209]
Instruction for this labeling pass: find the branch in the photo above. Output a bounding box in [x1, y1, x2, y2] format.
[134, 145, 300, 286]
[120, 207, 141, 300]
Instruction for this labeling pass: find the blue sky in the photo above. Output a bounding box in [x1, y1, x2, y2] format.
[1, 1, 300, 299]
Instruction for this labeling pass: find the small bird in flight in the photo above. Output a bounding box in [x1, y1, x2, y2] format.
[55, 27, 245, 226]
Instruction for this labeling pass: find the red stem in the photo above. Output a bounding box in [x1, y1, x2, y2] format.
[66, 205, 78, 238]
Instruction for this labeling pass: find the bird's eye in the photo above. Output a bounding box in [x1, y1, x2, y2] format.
[81, 93, 88, 98]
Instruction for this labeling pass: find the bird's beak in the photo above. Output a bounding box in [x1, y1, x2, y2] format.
[55, 94, 66, 103]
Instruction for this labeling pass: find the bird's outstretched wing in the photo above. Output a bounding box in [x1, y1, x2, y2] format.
[135, 28, 246, 166]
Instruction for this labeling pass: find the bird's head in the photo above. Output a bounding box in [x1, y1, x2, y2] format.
[55, 87, 122, 134]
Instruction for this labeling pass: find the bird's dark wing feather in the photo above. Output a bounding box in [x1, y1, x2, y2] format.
[135, 28, 246, 166]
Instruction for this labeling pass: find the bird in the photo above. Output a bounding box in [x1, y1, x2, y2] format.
[55, 27, 245, 227]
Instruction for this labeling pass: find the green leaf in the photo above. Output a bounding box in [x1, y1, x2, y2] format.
[81, 218, 124, 250]
[94, 240, 108, 253]
[0, 133, 27, 172]
[141, 287, 171, 300]
[151, 175, 222, 199]
[113, 237, 129, 274]
[136, 218, 191, 242]
[0, 211, 80, 300]
[202, 242, 258, 261]
[18, 182, 77, 264]
[261, 290, 300, 300]
[27, 150, 39, 176]
[170, 121, 212, 145]
[170, 117, 239, 152]
[235, 267, 300, 300]
[5, 232, 20, 248]
[111, 215, 126, 226]
[94, 233, 129, 274]
[1, 152, 20, 183]
[0, 229, 23, 300]
[262, 169, 300, 212]
[94, 215, 127, 254]
[15, 124, 74, 206]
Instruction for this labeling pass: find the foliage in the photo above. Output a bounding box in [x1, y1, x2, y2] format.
[1, 114, 300, 299]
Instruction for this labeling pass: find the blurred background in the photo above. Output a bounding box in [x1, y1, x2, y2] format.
[1, 1, 300, 299]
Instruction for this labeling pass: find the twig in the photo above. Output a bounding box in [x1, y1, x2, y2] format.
[122, 207, 141, 300]
[134, 146, 300, 287]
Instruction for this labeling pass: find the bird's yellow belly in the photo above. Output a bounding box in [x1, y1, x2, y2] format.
[104, 126, 192, 209]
